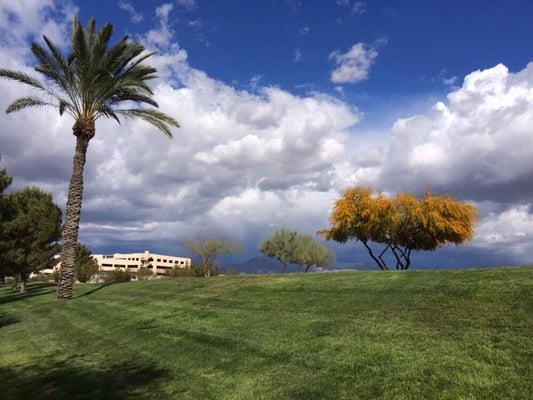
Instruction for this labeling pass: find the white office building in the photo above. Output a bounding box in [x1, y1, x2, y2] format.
[92, 251, 191, 275]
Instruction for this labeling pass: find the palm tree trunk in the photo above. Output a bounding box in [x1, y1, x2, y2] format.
[57, 121, 93, 299]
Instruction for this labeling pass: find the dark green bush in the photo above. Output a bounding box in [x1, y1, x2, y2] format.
[75, 260, 99, 283]
[167, 265, 219, 278]
[136, 266, 154, 280]
[74, 244, 100, 283]
[167, 267, 193, 278]
[104, 268, 131, 283]
[191, 264, 219, 277]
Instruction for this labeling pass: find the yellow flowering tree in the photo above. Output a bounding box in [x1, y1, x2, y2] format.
[319, 186, 477, 270]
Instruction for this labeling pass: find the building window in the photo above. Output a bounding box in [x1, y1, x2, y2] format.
[157, 259, 161, 262]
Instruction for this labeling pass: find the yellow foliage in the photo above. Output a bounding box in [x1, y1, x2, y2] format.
[319, 186, 478, 269]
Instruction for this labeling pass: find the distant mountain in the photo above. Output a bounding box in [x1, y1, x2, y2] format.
[226, 255, 378, 274]
[229, 256, 297, 274]
[224, 256, 515, 274]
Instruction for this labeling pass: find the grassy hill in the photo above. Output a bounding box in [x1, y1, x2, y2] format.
[1, 267, 531, 399]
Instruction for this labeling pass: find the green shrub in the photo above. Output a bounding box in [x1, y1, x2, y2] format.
[136, 266, 154, 280]
[167, 267, 193, 278]
[191, 264, 219, 277]
[74, 244, 100, 283]
[104, 268, 131, 283]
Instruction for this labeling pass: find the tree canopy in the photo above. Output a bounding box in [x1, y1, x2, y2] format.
[0, 155, 12, 195]
[259, 228, 298, 272]
[319, 186, 477, 270]
[1, 187, 62, 292]
[292, 234, 335, 272]
[260, 228, 334, 272]
[186, 237, 241, 277]
[0, 155, 13, 283]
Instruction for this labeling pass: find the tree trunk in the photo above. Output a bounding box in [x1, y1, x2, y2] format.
[378, 244, 391, 270]
[57, 120, 94, 299]
[19, 277, 26, 294]
[362, 240, 388, 270]
[390, 246, 405, 270]
[403, 248, 412, 269]
[11, 273, 19, 290]
[392, 246, 411, 270]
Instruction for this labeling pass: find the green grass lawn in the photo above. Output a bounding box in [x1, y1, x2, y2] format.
[1, 267, 532, 399]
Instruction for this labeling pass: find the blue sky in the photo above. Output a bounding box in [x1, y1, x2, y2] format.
[85, 1, 533, 89]
[1, 0, 533, 270]
[84, 0, 533, 126]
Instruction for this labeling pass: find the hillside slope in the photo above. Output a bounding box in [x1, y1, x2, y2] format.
[1, 267, 532, 399]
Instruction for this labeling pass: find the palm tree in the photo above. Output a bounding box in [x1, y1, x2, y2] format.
[0, 18, 179, 299]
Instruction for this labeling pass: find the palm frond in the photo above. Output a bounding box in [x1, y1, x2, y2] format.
[121, 64, 158, 82]
[98, 36, 129, 72]
[71, 17, 91, 105]
[71, 18, 89, 66]
[31, 42, 69, 90]
[106, 41, 145, 76]
[86, 17, 97, 50]
[113, 108, 180, 138]
[0, 68, 53, 95]
[107, 91, 159, 107]
[42, 35, 71, 79]
[93, 22, 114, 59]
[6, 97, 57, 113]
[2, 17, 179, 137]
[125, 51, 157, 72]
[97, 105, 121, 124]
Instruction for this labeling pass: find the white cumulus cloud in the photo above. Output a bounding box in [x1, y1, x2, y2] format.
[329, 42, 380, 84]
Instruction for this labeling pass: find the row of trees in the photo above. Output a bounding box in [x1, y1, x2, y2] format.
[181, 232, 335, 275]
[319, 186, 477, 270]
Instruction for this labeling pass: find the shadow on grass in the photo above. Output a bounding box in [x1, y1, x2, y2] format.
[0, 357, 170, 400]
[0, 311, 19, 328]
[0, 283, 55, 305]
[73, 283, 111, 299]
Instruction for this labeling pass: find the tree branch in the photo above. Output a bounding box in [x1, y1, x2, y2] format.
[361, 240, 388, 270]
